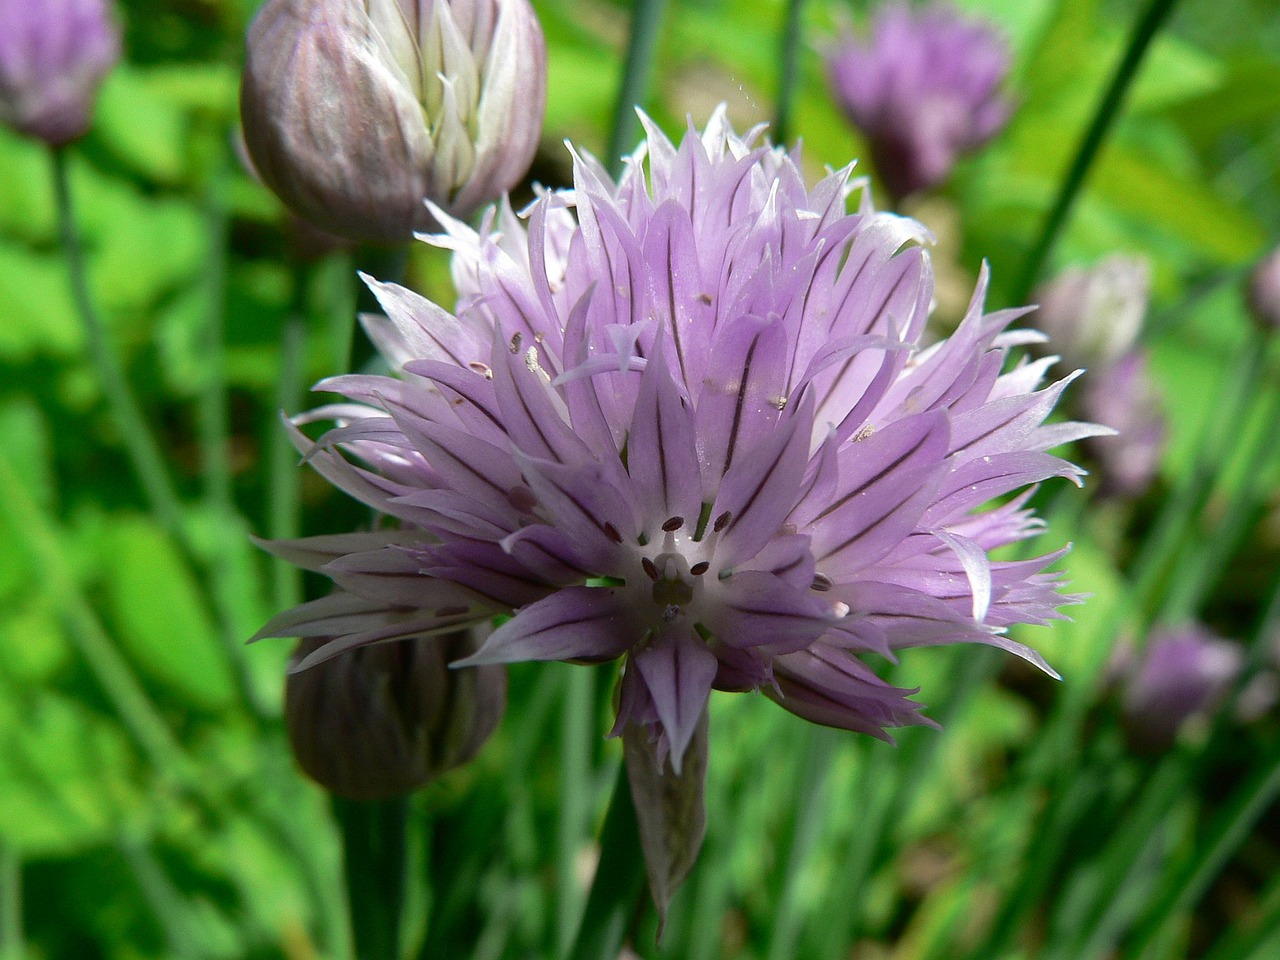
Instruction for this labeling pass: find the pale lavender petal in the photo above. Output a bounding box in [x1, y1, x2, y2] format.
[456, 586, 639, 666]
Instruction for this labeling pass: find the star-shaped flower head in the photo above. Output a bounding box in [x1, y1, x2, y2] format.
[257, 107, 1101, 779]
[826, 2, 1012, 204]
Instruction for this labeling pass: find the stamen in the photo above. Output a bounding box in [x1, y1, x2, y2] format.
[602, 522, 623, 543]
[509, 331, 523, 353]
[690, 561, 709, 576]
[810, 573, 834, 592]
[662, 516, 684, 532]
[641, 556, 660, 581]
[713, 510, 732, 533]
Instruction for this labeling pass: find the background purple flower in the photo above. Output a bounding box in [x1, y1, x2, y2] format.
[0, 0, 120, 146]
[1121, 624, 1243, 752]
[257, 109, 1100, 773]
[826, 3, 1012, 204]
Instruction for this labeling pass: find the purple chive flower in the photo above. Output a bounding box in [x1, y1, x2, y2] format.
[1121, 624, 1243, 753]
[256, 109, 1102, 782]
[1080, 349, 1166, 499]
[826, 3, 1012, 205]
[0, 0, 120, 146]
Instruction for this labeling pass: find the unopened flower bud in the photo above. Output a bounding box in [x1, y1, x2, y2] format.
[1081, 349, 1166, 499]
[240, 0, 547, 244]
[1121, 624, 1242, 754]
[0, 0, 120, 146]
[1246, 247, 1280, 333]
[285, 627, 506, 799]
[826, 3, 1012, 204]
[1033, 255, 1150, 370]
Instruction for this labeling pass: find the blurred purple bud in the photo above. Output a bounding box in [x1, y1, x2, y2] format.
[285, 627, 506, 799]
[1246, 247, 1280, 333]
[1122, 624, 1242, 753]
[1081, 349, 1166, 499]
[826, 3, 1012, 204]
[240, 0, 547, 244]
[0, 0, 120, 146]
[1033, 255, 1150, 370]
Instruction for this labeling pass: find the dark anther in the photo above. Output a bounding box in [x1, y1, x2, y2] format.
[713, 510, 732, 532]
[662, 516, 684, 532]
[510, 331, 523, 353]
[602, 522, 623, 543]
[690, 561, 710, 576]
[641, 557, 660, 581]
[810, 573, 834, 593]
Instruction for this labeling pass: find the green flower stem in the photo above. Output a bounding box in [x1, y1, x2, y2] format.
[1129, 746, 1280, 960]
[605, 0, 670, 178]
[50, 147, 186, 541]
[0, 843, 20, 960]
[1051, 753, 1191, 958]
[269, 297, 308, 612]
[197, 153, 272, 723]
[773, 0, 807, 147]
[1012, 0, 1181, 303]
[766, 725, 838, 960]
[565, 762, 647, 960]
[334, 795, 410, 960]
[1161, 336, 1280, 622]
[1021, 328, 1268, 790]
[118, 837, 203, 960]
[557, 667, 597, 956]
[0, 450, 191, 782]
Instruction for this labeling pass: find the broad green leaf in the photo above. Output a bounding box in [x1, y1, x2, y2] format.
[97, 515, 237, 712]
[0, 691, 142, 857]
[94, 66, 191, 185]
[0, 247, 82, 360]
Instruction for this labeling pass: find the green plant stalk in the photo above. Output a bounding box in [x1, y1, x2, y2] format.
[817, 745, 894, 956]
[0, 842, 20, 960]
[565, 762, 648, 960]
[1161, 345, 1280, 622]
[1060, 756, 1190, 958]
[605, 0, 670, 178]
[119, 837, 203, 960]
[197, 152, 272, 723]
[0, 450, 190, 780]
[968, 772, 1108, 960]
[557, 667, 597, 956]
[773, 0, 807, 147]
[766, 725, 838, 960]
[269, 306, 308, 612]
[1012, 0, 1182, 303]
[50, 147, 186, 541]
[1130, 749, 1280, 960]
[335, 795, 410, 960]
[1022, 329, 1269, 790]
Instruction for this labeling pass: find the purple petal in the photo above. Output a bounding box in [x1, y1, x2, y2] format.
[455, 587, 639, 666]
[633, 633, 719, 775]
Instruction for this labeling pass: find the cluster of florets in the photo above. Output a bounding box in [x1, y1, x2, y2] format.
[258, 109, 1102, 772]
